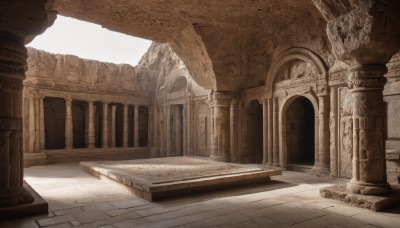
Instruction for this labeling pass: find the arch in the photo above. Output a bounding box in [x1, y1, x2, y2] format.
[280, 94, 319, 170]
[265, 47, 328, 97]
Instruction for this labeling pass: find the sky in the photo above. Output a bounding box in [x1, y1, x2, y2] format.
[27, 16, 152, 66]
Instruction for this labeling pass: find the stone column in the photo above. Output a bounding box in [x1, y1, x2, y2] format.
[39, 95, 45, 150]
[111, 105, 117, 147]
[65, 97, 73, 149]
[34, 96, 40, 153]
[329, 87, 338, 177]
[267, 98, 273, 165]
[347, 65, 391, 195]
[28, 93, 35, 153]
[123, 103, 129, 147]
[0, 35, 34, 207]
[102, 102, 109, 148]
[87, 101, 95, 148]
[313, 94, 330, 175]
[262, 98, 268, 164]
[230, 99, 238, 163]
[312, 0, 399, 195]
[148, 105, 154, 148]
[165, 105, 170, 155]
[272, 97, 279, 167]
[134, 105, 140, 147]
[0, 1, 55, 209]
[209, 92, 232, 162]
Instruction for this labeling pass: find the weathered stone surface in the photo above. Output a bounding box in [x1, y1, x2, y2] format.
[80, 157, 281, 201]
[320, 185, 400, 212]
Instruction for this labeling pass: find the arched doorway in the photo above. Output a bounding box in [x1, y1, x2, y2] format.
[286, 96, 315, 170]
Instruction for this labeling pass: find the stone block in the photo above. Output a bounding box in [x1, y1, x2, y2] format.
[320, 185, 400, 212]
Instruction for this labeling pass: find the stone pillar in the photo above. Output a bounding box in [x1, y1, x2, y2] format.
[262, 98, 268, 164]
[39, 95, 45, 150]
[230, 99, 238, 163]
[329, 87, 338, 177]
[347, 65, 391, 195]
[65, 97, 73, 149]
[123, 103, 129, 147]
[28, 93, 35, 153]
[87, 101, 95, 148]
[312, 0, 399, 195]
[34, 96, 40, 153]
[102, 102, 109, 148]
[111, 105, 117, 147]
[313, 94, 330, 175]
[165, 105, 170, 155]
[272, 97, 279, 167]
[0, 34, 33, 207]
[134, 105, 139, 147]
[267, 98, 273, 165]
[209, 92, 232, 162]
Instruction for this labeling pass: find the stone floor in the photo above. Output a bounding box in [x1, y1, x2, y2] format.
[1, 162, 400, 228]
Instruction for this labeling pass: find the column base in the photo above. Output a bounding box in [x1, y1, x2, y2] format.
[312, 163, 330, 177]
[347, 179, 392, 195]
[0, 187, 33, 208]
[0, 181, 48, 218]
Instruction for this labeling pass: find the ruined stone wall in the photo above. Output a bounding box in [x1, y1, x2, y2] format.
[145, 42, 210, 157]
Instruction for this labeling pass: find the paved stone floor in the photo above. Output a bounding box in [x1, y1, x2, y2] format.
[1, 162, 400, 228]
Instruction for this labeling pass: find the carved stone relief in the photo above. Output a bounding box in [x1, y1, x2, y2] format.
[338, 87, 353, 178]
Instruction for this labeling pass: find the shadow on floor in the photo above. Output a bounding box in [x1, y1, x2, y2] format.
[154, 180, 297, 206]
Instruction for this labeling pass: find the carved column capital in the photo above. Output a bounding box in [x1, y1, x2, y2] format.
[348, 65, 388, 91]
[209, 91, 234, 108]
[313, 0, 400, 66]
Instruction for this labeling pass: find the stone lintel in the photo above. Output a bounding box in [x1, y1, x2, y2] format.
[320, 185, 400, 212]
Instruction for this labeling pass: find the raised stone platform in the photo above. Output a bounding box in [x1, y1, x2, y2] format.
[80, 157, 281, 201]
[0, 181, 48, 218]
[320, 185, 400, 212]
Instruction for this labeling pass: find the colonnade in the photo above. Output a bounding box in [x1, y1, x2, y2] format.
[25, 93, 149, 151]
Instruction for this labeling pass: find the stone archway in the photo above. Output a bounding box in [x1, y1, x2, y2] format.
[285, 96, 316, 170]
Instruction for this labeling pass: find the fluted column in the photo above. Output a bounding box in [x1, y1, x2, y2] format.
[28, 93, 35, 153]
[87, 101, 95, 148]
[329, 87, 338, 177]
[123, 103, 129, 147]
[39, 95, 45, 150]
[262, 98, 268, 164]
[134, 105, 140, 147]
[267, 98, 273, 165]
[230, 99, 238, 163]
[34, 95, 40, 153]
[0, 34, 34, 207]
[272, 97, 279, 167]
[65, 97, 73, 149]
[102, 102, 109, 148]
[111, 105, 117, 147]
[165, 105, 170, 155]
[347, 65, 391, 195]
[313, 94, 330, 175]
[148, 105, 154, 148]
[209, 92, 233, 162]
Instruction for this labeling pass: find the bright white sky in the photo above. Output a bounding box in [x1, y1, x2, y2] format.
[27, 16, 152, 66]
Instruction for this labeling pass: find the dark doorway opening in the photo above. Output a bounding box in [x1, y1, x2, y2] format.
[286, 97, 315, 166]
[44, 97, 66, 149]
[72, 100, 87, 148]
